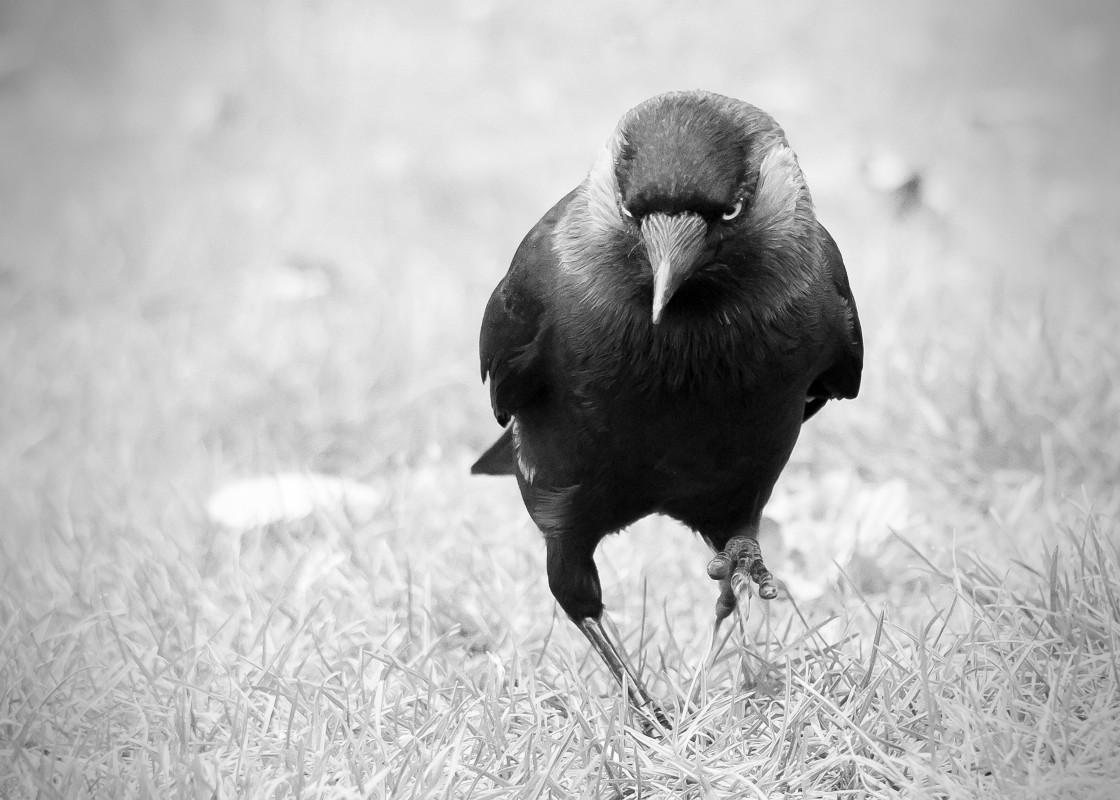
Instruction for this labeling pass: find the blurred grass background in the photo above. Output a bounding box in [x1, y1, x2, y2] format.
[1, 0, 1118, 796]
[2, 0, 1116, 528]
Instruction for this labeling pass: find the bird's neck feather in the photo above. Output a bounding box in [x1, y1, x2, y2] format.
[552, 220, 819, 396]
[747, 145, 814, 245]
[555, 141, 819, 327]
[551, 134, 820, 392]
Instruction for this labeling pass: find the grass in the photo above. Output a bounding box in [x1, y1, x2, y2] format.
[4, 508, 1118, 797]
[2, 0, 1118, 797]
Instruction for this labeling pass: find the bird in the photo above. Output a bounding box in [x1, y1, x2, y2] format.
[471, 91, 863, 724]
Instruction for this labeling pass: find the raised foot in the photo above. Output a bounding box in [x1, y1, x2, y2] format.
[706, 534, 779, 605]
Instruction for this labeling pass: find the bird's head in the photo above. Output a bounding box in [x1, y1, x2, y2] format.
[572, 91, 813, 324]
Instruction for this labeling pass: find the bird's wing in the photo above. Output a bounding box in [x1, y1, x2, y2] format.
[804, 223, 863, 421]
[479, 189, 577, 426]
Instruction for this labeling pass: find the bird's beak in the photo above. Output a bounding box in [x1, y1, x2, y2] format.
[640, 212, 708, 324]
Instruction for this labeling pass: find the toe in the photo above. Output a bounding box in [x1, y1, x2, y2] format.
[707, 552, 732, 580]
[732, 537, 779, 601]
[753, 567, 779, 600]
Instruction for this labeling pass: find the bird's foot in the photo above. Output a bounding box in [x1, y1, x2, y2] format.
[704, 535, 778, 665]
[706, 534, 778, 602]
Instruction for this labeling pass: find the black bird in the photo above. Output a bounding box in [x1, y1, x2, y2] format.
[472, 91, 862, 722]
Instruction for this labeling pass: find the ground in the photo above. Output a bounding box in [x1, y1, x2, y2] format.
[1, 1, 1118, 797]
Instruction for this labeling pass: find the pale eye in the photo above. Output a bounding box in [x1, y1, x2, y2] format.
[721, 199, 744, 221]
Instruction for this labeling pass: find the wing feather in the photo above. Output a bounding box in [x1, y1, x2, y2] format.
[804, 224, 863, 421]
[479, 189, 577, 425]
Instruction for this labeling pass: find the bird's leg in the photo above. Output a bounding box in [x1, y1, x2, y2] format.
[545, 539, 669, 728]
[576, 615, 670, 729]
[707, 533, 778, 609]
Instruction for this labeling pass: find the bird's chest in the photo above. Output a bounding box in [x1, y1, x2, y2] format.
[602, 374, 804, 474]
[561, 316, 808, 460]
[559, 305, 807, 412]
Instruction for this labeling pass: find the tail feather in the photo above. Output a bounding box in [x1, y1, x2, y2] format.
[471, 427, 516, 475]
